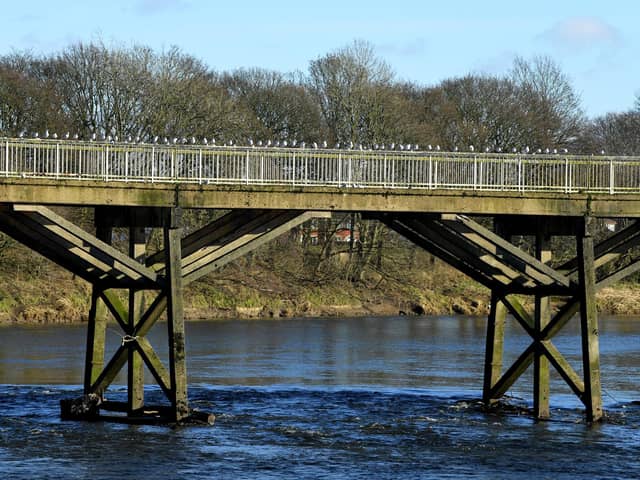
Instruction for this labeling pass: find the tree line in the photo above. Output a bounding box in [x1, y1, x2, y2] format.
[1, 39, 639, 287]
[1, 39, 638, 155]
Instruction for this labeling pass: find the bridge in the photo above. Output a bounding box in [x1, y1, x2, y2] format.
[2, 137, 640, 424]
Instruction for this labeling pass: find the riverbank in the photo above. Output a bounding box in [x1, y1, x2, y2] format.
[1, 260, 639, 325]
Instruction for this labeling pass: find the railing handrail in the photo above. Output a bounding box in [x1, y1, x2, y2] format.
[1, 137, 640, 194]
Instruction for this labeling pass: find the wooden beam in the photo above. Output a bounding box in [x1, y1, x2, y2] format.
[540, 340, 585, 399]
[501, 295, 535, 337]
[534, 233, 551, 420]
[128, 227, 146, 414]
[482, 292, 506, 404]
[557, 220, 640, 275]
[165, 218, 189, 421]
[488, 344, 536, 400]
[13, 204, 162, 287]
[83, 289, 107, 393]
[100, 290, 129, 332]
[382, 216, 499, 289]
[442, 214, 572, 288]
[182, 211, 328, 285]
[135, 337, 172, 399]
[577, 218, 603, 422]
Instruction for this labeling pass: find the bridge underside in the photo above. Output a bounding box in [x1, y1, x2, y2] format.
[0, 203, 639, 423]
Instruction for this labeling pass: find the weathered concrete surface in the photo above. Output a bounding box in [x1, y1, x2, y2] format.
[1, 178, 640, 217]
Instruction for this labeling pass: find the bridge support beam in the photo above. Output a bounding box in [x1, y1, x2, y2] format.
[0, 203, 326, 424]
[383, 213, 640, 422]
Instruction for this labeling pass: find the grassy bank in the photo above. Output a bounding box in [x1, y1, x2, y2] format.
[1, 238, 640, 326]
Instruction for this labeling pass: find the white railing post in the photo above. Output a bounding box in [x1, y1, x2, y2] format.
[609, 158, 615, 194]
[55, 143, 60, 179]
[198, 149, 203, 184]
[105, 145, 109, 181]
[473, 155, 478, 190]
[391, 156, 395, 188]
[338, 152, 342, 187]
[125, 151, 129, 182]
[5, 140, 9, 177]
[433, 157, 438, 188]
[428, 155, 432, 189]
[517, 156, 522, 192]
[151, 147, 155, 183]
[245, 150, 250, 184]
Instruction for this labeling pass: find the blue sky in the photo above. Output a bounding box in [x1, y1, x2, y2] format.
[1, 0, 638, 117]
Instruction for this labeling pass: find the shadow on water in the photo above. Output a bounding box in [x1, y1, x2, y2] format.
[1, 315, 640, 479]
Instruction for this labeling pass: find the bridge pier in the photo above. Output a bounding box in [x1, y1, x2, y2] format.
[381, 212, 640, 422]
[0, 203, 326, 423]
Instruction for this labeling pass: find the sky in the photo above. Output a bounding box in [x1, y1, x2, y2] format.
[1, 0, 638, 118]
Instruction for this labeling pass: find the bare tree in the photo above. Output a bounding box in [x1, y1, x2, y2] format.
[51, 41, 154, 138]
[308, 39, 394, 145]
[222, 68, 324, 142]
[511, 55, 584, 148]
[0, 52, 66, 136]
[580, 111, 640, 155]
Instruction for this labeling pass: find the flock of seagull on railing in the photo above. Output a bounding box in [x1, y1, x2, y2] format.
[11, 130, 591, 155]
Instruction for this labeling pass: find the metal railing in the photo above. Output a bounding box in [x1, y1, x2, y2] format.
[2, 138, 640, 194]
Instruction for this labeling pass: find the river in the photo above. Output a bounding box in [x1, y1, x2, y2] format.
[1, 315, 639, 479]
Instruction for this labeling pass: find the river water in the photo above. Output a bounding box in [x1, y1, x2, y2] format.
[1, 315, 640, 479]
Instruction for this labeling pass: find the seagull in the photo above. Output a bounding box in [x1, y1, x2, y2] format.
[73, 133, 79, 140]
[485, 147, 490, 153]
[91, 133, 97, 141]
[33, 132, 39, 139]
[322, 140, 328, 148]
[435, 145, 440, 151]
[469, 145, 474, 152]
[313, 142, 318, 149]
[427, 144, 432, 151]
[44, 129, 49, 139]
[300, 141, 305, 149]
[512, 147, 517, 153]
[390, 142, 395, 150]
[52, 133, 58, 139]
[257, 140, 263, 147]
[291, 140, 297, 147]
[453, 146, 458, 152]
[282, 140, 288, 147]
[64, 132, 70, 140]
[525, 146, 530, 154]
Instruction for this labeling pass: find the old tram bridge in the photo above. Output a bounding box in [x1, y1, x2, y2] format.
[2, 137, 640, 424]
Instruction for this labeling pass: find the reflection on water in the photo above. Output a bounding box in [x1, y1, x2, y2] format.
[1, 315, 640, 479]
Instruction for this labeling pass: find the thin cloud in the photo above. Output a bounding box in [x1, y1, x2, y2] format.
[540, 16, 622, 52]
[135, 0, 191, 15]
[377, 38, 427, 57]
